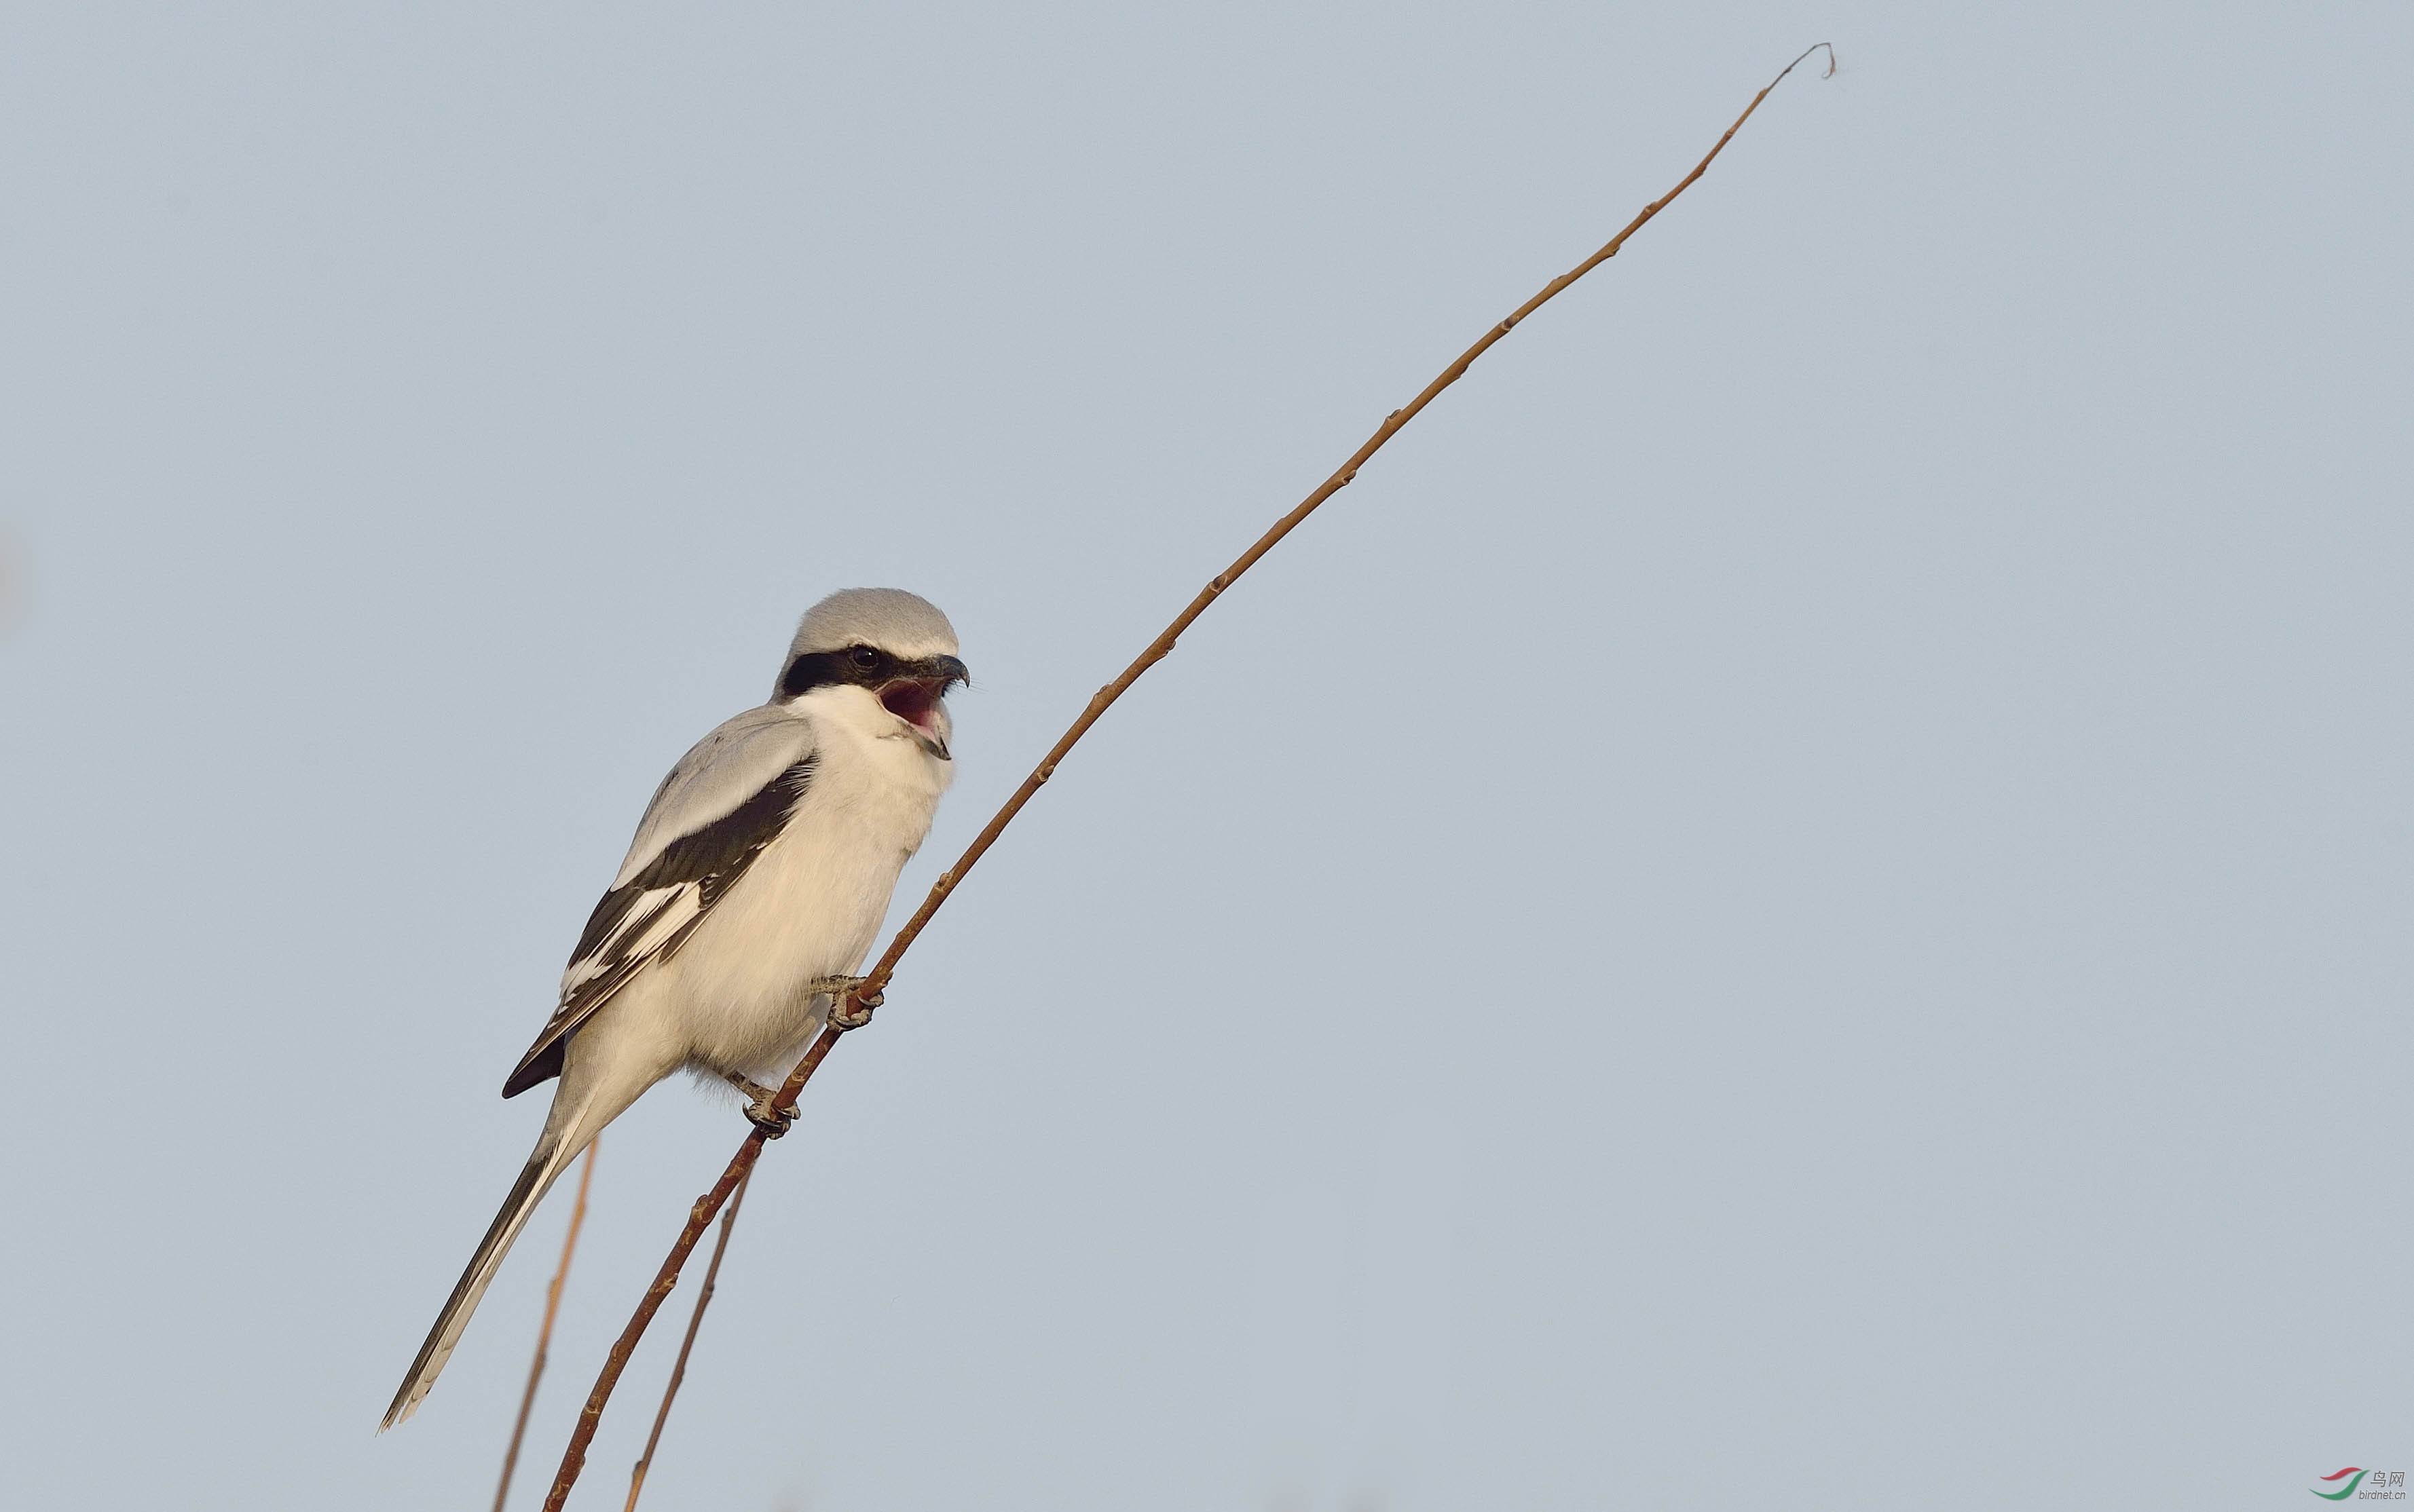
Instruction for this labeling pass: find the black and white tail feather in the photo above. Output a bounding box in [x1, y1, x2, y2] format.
[379, 1110, 597, 1433]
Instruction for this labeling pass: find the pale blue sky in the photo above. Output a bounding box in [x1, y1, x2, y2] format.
[3, 4, 2409, 1509]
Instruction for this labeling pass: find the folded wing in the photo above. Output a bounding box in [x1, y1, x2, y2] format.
[502, 709, 819, 1097]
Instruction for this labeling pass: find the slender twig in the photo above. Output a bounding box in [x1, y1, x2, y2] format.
[542, 45, 1832, 1511]
[494, 1138, 598, 1512]
[623, 1166, 754, 1511]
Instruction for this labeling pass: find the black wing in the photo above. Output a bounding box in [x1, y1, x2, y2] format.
[501, 755, 818, 1097]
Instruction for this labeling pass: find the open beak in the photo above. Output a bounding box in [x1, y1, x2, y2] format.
[876, 654, 968, 760]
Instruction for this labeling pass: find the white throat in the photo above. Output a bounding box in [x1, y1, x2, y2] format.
[791, 683, 954, 766]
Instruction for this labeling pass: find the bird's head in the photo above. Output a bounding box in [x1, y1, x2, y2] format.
[773, 588, 969, 759]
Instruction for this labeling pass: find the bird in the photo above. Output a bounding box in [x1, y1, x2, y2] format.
[383, 587, 967, 1429]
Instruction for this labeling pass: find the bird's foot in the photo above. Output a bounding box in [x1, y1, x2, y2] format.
[725, 1073, 794, 1138]
[804, 975, 885, 1031]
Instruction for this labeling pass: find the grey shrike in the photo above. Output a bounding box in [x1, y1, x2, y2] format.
[383, 588, 967, 1429]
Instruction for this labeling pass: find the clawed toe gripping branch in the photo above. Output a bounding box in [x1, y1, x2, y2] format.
[540, 44, 1833, 1512]
[825, 979, 882, 1032]
[721, 979, 880, 1137]
[720, 1075, 792, 1137]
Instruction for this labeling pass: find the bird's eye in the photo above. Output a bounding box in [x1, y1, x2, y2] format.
[849, 645, 879, 670]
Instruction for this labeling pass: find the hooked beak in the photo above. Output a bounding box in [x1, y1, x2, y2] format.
[875, 654, 968, 760]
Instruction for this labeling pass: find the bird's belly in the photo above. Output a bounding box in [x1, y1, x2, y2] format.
[658, 762, 940, 1079]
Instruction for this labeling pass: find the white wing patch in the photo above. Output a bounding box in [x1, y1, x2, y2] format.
[502, 745, 818, 1097]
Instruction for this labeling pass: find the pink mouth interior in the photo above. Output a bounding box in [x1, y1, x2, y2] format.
[878, 679, 942, 731]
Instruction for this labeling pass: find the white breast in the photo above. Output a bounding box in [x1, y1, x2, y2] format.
[657, 686, 954, 1080]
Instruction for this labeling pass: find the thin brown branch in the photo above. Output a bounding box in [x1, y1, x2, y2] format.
[541, 1036, 838, 1511]
[857, 37, 1834, 1008]
[623, 1166, 754, 1511]
[541, 45, 1830, 1511]
[495, 1137, 598, 1512]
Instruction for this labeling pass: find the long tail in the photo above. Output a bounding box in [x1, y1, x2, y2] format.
[382, 1121, 593, 1431]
